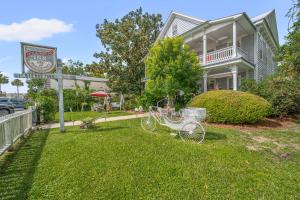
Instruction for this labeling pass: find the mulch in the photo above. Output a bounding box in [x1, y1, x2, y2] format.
[208, 114, 300, 132]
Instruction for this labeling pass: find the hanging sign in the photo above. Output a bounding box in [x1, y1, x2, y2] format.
[21, 42, 57, 74]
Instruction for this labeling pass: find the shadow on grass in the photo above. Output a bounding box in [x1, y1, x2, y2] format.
[68, 126, 129, 134]
[0, 129, 50, 200]
[205, 131, 227, 140]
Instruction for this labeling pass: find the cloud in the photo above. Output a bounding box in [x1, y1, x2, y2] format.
[62, 57, 71, 64]
[0, 18, 73, 42]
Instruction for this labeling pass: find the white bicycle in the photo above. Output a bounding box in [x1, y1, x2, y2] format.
[141, 106, 207, 143]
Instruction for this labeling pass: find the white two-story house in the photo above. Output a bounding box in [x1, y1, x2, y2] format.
[156, 10, 279, 91]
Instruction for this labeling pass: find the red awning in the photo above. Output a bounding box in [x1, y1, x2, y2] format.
[90, 91, 110, 97]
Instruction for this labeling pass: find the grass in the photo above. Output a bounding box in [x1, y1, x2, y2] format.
[0, 119, 299, 199]
[54, 110, 132, 122]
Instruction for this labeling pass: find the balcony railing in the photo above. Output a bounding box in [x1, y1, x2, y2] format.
[199, 46, 253, 65]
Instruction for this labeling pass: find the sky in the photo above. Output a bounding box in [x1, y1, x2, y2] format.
[0, 0, 294, 94]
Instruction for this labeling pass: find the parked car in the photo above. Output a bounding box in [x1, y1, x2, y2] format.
[0, 105, 14, 117]
[0, 98, 26, 111]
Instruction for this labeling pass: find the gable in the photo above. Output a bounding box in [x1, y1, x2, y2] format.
[164, 17, 199, 38]
[252, 10, 279, 45]
[157, 12, 205, 40]
[264, 11, 279, 44]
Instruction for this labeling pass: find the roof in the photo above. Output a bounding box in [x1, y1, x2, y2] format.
[251, 9, 279, 45]
[251, 10, 273, 22]
[158, 9, 279, 46]
[209, 13, 244, 23]
[158, 11, 250, 40]
[171, 11, 206, 24]
[180, 12, 256, 39]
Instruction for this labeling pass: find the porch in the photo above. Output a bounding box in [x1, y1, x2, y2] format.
[184, 17, 255, 66]
[202, 64, 254, 92]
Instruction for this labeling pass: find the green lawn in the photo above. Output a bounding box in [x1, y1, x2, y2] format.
[0, 119, 299, 199]
[54, 110, 132, 122]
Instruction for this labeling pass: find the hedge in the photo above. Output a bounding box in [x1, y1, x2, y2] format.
[188, 90, 271, 124]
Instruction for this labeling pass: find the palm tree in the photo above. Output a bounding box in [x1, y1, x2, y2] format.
[0, 72, 9, 96]
[11, 79, 24, 98]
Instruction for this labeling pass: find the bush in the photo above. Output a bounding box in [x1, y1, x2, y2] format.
[123, 94, 139, 110]
[240, 76, 300, 117]
[63, 89, 78, 111]
[63, 89, 96, 112]
[36, 89, 58, 122]
[188, 90, 271, 124]
[136, 92, 163, 110]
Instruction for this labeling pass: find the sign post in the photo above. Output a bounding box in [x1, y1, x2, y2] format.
[20, 42, 65, 132]
[57, 59, 65, 132]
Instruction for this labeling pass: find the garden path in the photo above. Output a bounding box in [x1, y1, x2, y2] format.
[40, 113, 146, 129]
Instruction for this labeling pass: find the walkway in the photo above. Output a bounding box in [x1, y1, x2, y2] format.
[40, 113, 146, 129]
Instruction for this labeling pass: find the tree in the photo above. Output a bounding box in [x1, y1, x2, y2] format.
[85, 62, 106, 78]
[11, 79, 24, 97]
[0, 72, 9, 95]
[94, 7, 163, 95]
[277, 0, 300, 77]
[145, 37, 202, 106]
[26, 78, 47, 100]
[62, 59, 86, 76]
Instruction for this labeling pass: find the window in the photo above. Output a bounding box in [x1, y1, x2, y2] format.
[172, 24, 178, 36]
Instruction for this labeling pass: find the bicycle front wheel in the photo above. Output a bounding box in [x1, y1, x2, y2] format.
[141, 115, 157, 132]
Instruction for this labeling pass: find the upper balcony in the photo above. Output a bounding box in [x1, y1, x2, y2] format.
[199, 46, 254, 66]
[183, 19, 255, 67]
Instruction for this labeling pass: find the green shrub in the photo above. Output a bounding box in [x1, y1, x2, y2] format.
[124, 94, 139, 110]
[188, 90, 271, 124]
[136, 92, 162, 110]
[36, 89, 58, 122]
[63, 89, 96, 112]
[240, 76, 300, 117]
[63, 89, 78, 111]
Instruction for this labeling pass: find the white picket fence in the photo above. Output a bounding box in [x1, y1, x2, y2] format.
[0, 107, 35, 155]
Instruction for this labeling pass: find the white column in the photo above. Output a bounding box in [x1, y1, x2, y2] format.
[232, 21, 237, 58]
[226, 77, 229, 89]
[203, 72, 208, 92]
[203, 34, 207, 65]
[231, 66, 238, 91]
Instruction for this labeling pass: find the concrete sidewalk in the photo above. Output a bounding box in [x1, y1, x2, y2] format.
[40, 113, 146, 129]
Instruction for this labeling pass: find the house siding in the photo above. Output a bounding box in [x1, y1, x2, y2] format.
[256, 30, 277, 81]
[165, 17, 198, 38]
